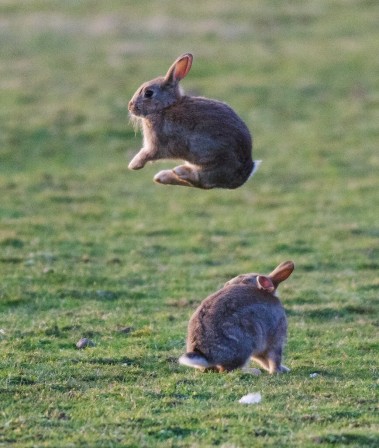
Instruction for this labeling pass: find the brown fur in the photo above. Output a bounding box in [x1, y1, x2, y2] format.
[128, 53, 258, 189]
[179, 261, 295, 373]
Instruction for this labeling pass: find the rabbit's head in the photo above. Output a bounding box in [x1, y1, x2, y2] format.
[128, 53, 193, 118]
[224, 261, 295, 293]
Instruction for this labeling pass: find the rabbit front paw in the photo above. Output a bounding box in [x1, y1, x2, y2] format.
[128, 150, 150, 170]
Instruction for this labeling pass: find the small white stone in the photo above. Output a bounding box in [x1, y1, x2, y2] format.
[238, 392, 262, 404]
[76, 338, 95, 349]
[309, 373, 319, 378]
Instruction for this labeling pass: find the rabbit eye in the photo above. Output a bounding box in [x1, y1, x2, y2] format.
[144, 89, 154, 98]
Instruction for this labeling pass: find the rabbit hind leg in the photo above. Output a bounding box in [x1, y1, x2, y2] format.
[252, 351, 289, 374]
[268, 359, 290, 374]
[197, 165, 249, 189]
[266, 349, 290, 374]
[251, 355, 271, 372]
[173, 164, 228, 189]
[155, 164, 207, 188]
[161, 164, 242, 189]
[154, 168, 194, 187]
[172, 164, 205, 188]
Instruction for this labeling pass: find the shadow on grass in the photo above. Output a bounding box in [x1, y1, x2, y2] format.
[148, 426, 194, 441]
[312, 433, 378, 446]
[287, 305, 376, 320]
[0, 288, 142, 313]
[58, 289, 121, 301]
[71, 356, 135, 366]
[0, 256, 24, 264]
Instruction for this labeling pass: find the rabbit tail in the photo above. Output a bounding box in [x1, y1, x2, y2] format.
[249, 160, 262, 178]
[179, 352, 211, 369]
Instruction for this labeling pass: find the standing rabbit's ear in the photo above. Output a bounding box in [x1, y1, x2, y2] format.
[256, 275, 275, 293]
[269, 261, 295, 287]
[164, 53, 193, 85]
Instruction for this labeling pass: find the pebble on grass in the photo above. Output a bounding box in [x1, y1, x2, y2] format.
[239, 392, 262, 404]
[76, 338, 95, 349]
[117, 326, 134, 334]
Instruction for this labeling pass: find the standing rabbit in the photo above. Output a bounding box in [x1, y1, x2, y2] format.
[179, 261, 294, 373]
[128, 53, 259, 189]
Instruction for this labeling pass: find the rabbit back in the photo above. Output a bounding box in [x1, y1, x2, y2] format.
[161, 96, 252, 164]
[185, 285, 287, 370]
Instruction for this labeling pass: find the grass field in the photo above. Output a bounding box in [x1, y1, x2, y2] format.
[0, 0, 378, 447]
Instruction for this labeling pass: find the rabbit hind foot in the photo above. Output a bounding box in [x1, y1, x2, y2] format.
[154, 168, 194, 187]
[268, 359, 290, 374]
[252, 355, 290, 374]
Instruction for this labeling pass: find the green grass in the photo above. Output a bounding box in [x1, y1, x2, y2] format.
[0, 0, 378, 447]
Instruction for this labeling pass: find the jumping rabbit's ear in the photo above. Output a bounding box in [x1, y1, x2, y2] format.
[256, 275, 275, 293]
[164, 53, 193, 85]
[269, 261, 295, 287]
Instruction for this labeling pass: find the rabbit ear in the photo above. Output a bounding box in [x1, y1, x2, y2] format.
[256, 275, 275, 293]
[164, 53, 193, 85]
[269, 261, 295, 287]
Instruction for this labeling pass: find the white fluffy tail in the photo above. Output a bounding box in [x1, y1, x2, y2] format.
[249, 160, 262, 178]
[179, 352, 210, 369]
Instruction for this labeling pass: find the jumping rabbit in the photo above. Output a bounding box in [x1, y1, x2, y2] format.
[128, 53, 259, 189]
[179, 261, 294, 373]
